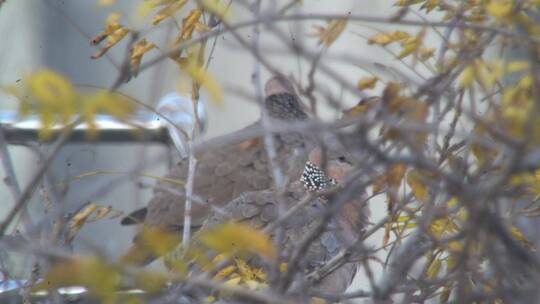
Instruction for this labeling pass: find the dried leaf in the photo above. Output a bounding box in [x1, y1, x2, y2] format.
[33, 257, 120, 302]
[511, 225, 536, 251]
[197, 0, 233, 23]
[373, 163, 407, 193]
[67, 203, 99, 243]
[486, 0, 513, 19]
[426, 258, 441, 278]
[179, 51, 223, 104]
[235, 258, 266, 282]
[398, 39, 418, 59]
[91, 12, 123, 45]
[459, 64, 475, 88]
[367, 32, 393, 45]
[407, 170, 428, 202]
[214, 265, 237, 281]
[343, 96, 380, 116]
[130, 39, 156, 76]
[419, 47, 435, 60]
[97, 0, 115, 6]
[314, 19, 347, 47]
[91, 27, 129, 59]
[446, 254, 458, 272]
[357, 76, 378, 90]
[175, 9, 203, 44]
[152, 0, 187, 25]
[440, 283, 452, 303]
[24, 70, 76, 139]
[199, 222, 277, 260]
[134, 270, 168, 293]
[506, 60, 529, 73]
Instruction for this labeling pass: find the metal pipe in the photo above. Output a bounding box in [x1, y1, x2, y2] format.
[0, 111, 168, 143]
[0, 93, 207, 157]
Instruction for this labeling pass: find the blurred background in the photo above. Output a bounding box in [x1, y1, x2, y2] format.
[0, 0, 443, 293]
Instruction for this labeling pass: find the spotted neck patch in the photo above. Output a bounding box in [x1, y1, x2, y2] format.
[300, 161, 337, 191]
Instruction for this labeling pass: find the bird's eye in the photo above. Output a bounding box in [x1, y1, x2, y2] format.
[338, 156, 347, 162]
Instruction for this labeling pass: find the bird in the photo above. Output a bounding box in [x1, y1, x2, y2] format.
[301, 147, 370, 246]
[194, 147, 369, 295]
[120, 77, 370, 295]
[120, 76, 313, 265]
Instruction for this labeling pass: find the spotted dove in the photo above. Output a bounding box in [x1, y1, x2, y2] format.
[121, 77, 312, 265]
[121, 78, 369, 295]
[195, 147, 369, 295]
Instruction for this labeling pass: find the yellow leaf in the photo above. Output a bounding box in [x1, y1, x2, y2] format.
[67, 203, 99, 243]
[398, 40, 418, 59]
[214, 265, 237, 280]
[130, 39, 156, 75]
[181, 54, 223, 104]
[235, 258, 266, 281]
[419, 47, 435, 60]
[373, 163, 407, 193]
[122, 227, 181, 266]
[471, 125, 498, 165]
[391, 30, 411, 40]
[245, 280, 262, 290]
[430, 217, 458, 237]
[224, 276, 241, 287]
[92, 27, 129, 59]
[458, 64, 475, 88]
[33, 257, 120, 302]
[133, 270, 168, 293]
[93, 90, 136, 118]
[367, 32, 393, 45]
[135, 1, 155, 19]
[407, 170, 428, 202]
[198, 0, 233, 23]
[199, 222, 277, 260]
[106, 12, 122, 28]
[175, 9, 202, 44]
[314, 19, 347, 47]
[511, 226, 536, 251]
[152, 0, 187, 25]
[357, 76, 378, 90]
[420, 0, 439, 12]
[486, 0, 513, 19]
[448, 240, 463, 252]
[27, 69, 75, 110]
[446, 254, 457, 272]
[440, 284, 452, 303]
[91, 12, 123, 45]
[194, 22, 210, 33]
[97, 0, 115, 6]
[394, 0, 424, 6]
[90, 205, 113, 222]
[343, 96, 380, 115]
[507, 60, 529, 73]
[426, 258, 441, 278]
[25, 69, 76, 137]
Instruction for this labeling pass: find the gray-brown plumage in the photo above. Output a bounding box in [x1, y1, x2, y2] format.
[303, 147, 370, 246]
[121, 77, 312, 265]
[200, 181, 358, 294]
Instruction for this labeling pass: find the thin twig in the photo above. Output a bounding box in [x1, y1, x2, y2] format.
[0, 120, 80, 237]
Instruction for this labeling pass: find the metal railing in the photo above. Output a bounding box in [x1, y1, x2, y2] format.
[0, 93, 207, 300]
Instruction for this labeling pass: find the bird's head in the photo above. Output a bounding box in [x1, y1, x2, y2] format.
[264, 76, 307, 121]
